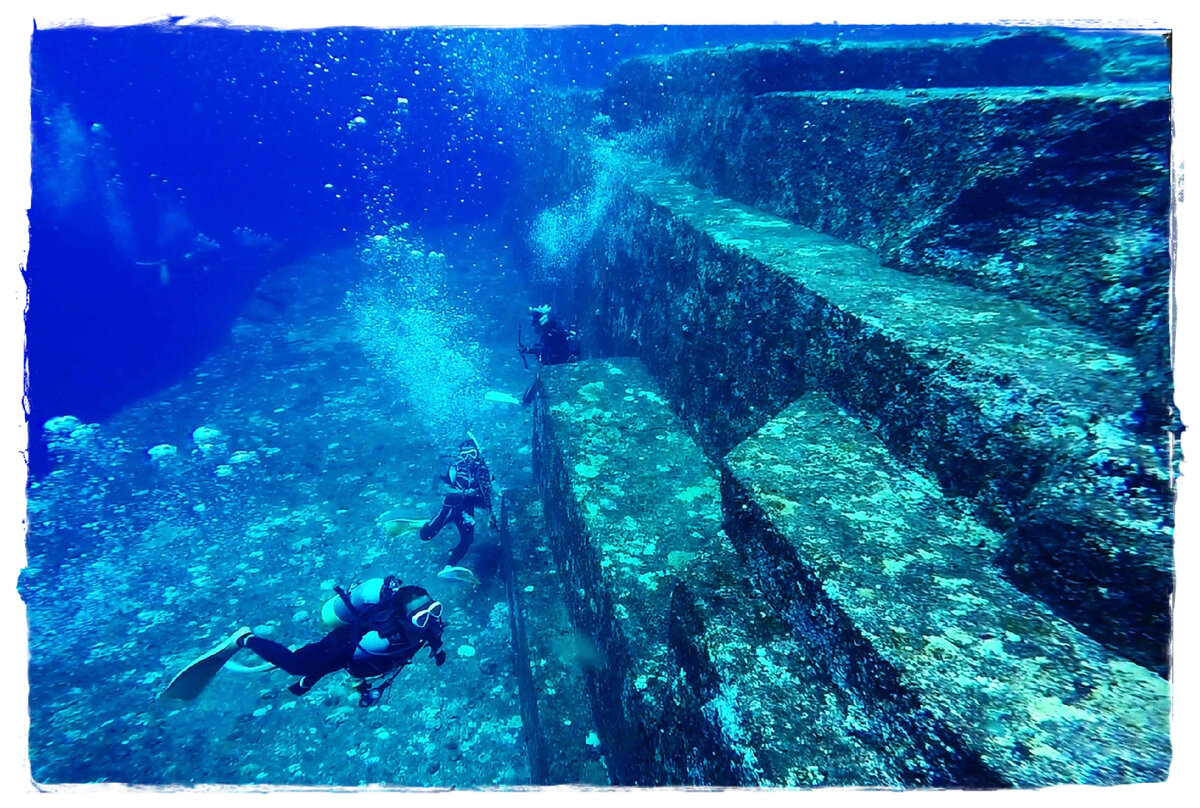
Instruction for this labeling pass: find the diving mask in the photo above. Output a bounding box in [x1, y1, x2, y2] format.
[410, 600, 443, 629]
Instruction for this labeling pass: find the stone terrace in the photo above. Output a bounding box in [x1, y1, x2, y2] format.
[525, 30, 1173, 786]
[580, 162, 1171, 672]
[723, 392, 1170, 786]
[603, 32, 1171, 357]
[532, 358, 906, 785]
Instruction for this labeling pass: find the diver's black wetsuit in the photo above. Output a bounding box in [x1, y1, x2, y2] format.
[244, 629, 361, 693]
[527, 316, 575, 366]
[419, 453, 491, 566]
[242, 606, 444, 695]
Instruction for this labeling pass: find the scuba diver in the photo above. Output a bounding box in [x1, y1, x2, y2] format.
[161, 576, 447, 707]
[519, 304, 582, 367]
[386, 433, 493, 585]
[517, 304, 582, 403]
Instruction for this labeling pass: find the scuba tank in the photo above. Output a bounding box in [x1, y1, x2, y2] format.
[320, 578, 412, 679]
[353, 630, 394, 660]
[319, 576, 396, 627]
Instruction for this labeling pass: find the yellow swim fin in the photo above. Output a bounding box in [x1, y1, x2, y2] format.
[160, 627, 251, 700]
[383, 517, 428, 537]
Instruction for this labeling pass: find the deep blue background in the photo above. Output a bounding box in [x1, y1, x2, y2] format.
[24, 22, 1008, 473]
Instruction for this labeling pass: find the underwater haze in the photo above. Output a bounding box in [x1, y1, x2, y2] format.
[20, 20, 1176, 788]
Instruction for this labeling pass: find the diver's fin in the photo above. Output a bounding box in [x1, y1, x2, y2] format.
[160, 627, 251, 700]
[484, 390, 521, 406]
[225, 660, 276, 674]
[382, 517, 428, 537]
[437, 565, 480, 586]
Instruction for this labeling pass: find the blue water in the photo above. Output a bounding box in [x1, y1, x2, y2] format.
[27, 21, 1037, 457]
[21, 21, 1172, 788]
[30, 25, 782, 464]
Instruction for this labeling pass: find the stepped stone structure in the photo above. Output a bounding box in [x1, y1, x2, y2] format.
[532, 359, 915, 786]
[603, 30, 1171, 364]
[579, 162, 1172, 675]
[510, 28, 1173, 787]
[723, 393, 1170, 786]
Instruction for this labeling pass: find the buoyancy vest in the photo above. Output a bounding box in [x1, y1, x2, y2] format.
[448, 455, 493, 508]
[319, 578, 429, 661]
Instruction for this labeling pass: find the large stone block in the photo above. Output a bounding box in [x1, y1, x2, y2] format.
[660, 571, 912, 787]
[723, 393, 1171, 786]
[605, 30, 1138, 121]
[532, 357, 902, 785]
[574, 163, 1171, 669]
[499, 486, 609, 785]
[603, 34, 1171, 364]
[533, 359, 698, 783]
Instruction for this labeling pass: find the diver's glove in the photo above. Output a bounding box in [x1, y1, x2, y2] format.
[428, 638, 446, 667]
[288, 678, 314, 696]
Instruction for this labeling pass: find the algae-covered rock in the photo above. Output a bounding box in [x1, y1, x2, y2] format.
[533, 358, 906, 786]
[601, 31, 1171, 363]
[567, 158, 1170, 670]
[191, 425, 228, 460]
[722, 393, 1170, 786]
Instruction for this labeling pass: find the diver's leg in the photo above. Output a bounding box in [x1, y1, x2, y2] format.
[421, 492, 469, 540]
[419, 501, 455, 541]
[241, 636, 308, 676]
[446, 507, 476, 566]
[243, 630, 351, 694]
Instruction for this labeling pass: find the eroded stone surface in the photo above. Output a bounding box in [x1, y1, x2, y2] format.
[500, 486, 609, 785]
[723, 393, 1171, 786]
[604, 33, 1171, 364]
[533, 358, 902, 785]
[577, 162, 1171, 671]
